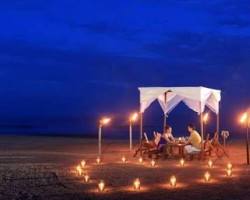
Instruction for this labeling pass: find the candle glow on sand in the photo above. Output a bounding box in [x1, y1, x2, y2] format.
[180, 158, 185, 167]
[226, 169, 232, 177]
[98, 180, 105, 192]
[150, 159, 156, 167]
[84, 174, 90, 182]
[227, 163, 233, 170]
[96, 157, 101, 164]
[81, 160, 86, 168]
[122, 156, 126, 163]
[208, 159, 213, 168]
[133, 178, 140, 190]
[170, 176, 177, 187]
[204, 171, 211, 182]
[76, 165, 82, 176]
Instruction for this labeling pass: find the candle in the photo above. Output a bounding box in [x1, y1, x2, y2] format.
[151, 160, 156, 167]
[138, 157, 143, 164]
[76, 165, 82, 176]
[227, 163, 232, 170]
[180, 158, 185, 167]
[208, 159, 213, 168]
[84, 174, 90, 182]
[204, 171, 211, 182]
[226, 169, 232, 177]
[81, 160, 86, 168]
[133, 178, 140, 190]
[98, 180, 105, 192]
[170, 175, 177, 187]
[96, 157, 101, 164]
[122, 156, 126, 163]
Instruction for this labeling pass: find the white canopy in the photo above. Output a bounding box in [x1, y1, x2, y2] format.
[139, 86, 221, 115]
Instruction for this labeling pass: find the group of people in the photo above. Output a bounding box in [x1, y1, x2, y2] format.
[158, 124, 202, 156]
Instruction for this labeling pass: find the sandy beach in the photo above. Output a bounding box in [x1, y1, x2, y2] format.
[0, 135, 249, 200]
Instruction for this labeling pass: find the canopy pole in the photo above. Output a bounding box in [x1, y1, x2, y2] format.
[200, 108, 204, 158]
[216, 102, 220, 134]
[140, 112, 143, 143]
[163, 91, 167, 132]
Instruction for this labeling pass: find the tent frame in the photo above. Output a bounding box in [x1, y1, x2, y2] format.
[139, 87, 221, 156]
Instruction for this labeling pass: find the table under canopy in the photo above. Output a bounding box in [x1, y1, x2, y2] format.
[138, 86, 221, 148]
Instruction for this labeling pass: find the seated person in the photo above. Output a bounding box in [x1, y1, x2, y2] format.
[162, 125, 175, 143]
[184, 124, 202, 154]
[161, 125, 175, 156]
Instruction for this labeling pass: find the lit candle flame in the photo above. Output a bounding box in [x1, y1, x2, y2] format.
[204, 171, 211, 182]
[138, 157, 143, 164]
[122, 156, 126, 163]
[98, 180, 105, 192]
[170, 175, 177, 187]
[151, 160, 156, 167]
[76, 165, 82, 176]
[180, 158, 185, 166]
[81, 160, 86, 168]
[96, 157, 101, 164]
[227, 163, 232, 170]
[226, 169, 232, 177]
[84, 174, 90, 182]
[208, 159, 213, 168]
[133, 178, 140, 190]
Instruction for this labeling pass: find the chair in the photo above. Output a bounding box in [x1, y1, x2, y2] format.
[210, 132, 229, 158]
[133, 132, 162, 158]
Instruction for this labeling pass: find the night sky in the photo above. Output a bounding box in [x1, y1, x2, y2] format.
[0, 1, 250, 137]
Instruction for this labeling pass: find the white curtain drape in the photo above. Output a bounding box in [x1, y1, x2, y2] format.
[139, 87, 221, 114]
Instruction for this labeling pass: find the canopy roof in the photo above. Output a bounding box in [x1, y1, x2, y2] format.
[139, 86, 221, 114]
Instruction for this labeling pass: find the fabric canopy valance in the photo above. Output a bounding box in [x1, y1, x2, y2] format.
[139, 86, 221, 115]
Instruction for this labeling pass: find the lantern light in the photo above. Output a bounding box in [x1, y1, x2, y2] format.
[204, 171, 211, 182]
[130, 113, 138, 122]
[203, 113, 209, 123]
[98, 180, 105, 192]
[169, 176, 177, 187]
[100, 118, 111, 126]
[240, 112, 248, 124]
[133, 178, 140, 190]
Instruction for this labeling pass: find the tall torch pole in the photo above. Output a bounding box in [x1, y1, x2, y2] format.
[98, 118, 111, 156]
[129, 113, 138, 151]
[240, 112, 250, 165]
[98, 124, 102, 156]
[129, 120, 132, 151]
[246, 121, 249, 165]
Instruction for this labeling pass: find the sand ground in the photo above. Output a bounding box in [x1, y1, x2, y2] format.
[0, 135, 250, 200]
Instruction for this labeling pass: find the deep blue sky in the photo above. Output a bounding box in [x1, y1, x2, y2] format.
[0, 0, 250, 137]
